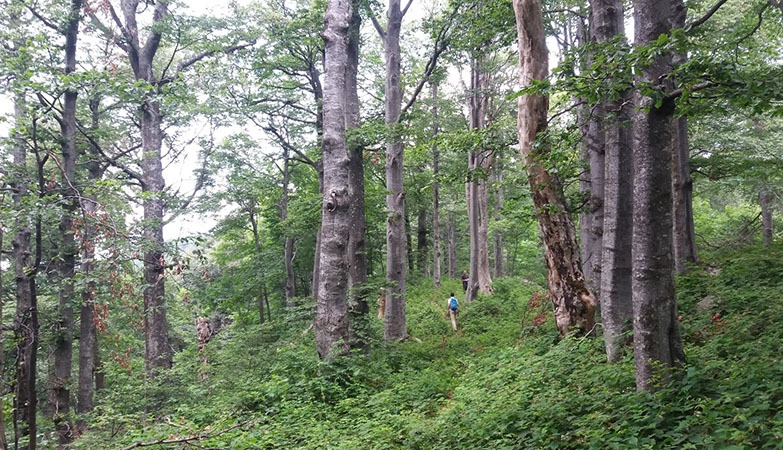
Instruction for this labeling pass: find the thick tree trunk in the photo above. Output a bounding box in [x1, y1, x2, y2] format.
[382, 0, 408, 341]
[346, 1, 369, 350]
[432, 82, 442, 288]
[631, 0, 686, 390]
[0, 227, 6, 450]
[465, 59, 493, 301]
[514, 0, 596, 336]
[119, 0, 173, 374]
[141, 99, 171, 373]
[315, 0, 358, 357]
[51, 2, 82, 441]
[11, 92, 37, 447]
[77, 98, 105, 425]
[672, 116, 699, 272]
[587, 0, 633, 363]
[760, 187, 774, 245]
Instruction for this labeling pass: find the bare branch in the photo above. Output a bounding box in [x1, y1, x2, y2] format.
[120, 422, 246, 450]
[401, 0, 414, 17]
[26, 3, 58, 31]
[370, 12, 387, 42]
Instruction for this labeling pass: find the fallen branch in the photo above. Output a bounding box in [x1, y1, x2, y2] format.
[120, 422, 246, 450]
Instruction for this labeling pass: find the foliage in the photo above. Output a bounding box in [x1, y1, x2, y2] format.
[71, 239, 783, 448]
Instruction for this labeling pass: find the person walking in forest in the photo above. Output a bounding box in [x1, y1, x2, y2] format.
[461, 270, 469, 292]
[447, 292, 459, 331]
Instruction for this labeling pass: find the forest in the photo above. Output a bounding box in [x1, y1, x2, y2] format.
[0, 0, 782, 448]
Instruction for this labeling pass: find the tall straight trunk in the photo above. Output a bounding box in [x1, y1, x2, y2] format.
[77, 98, 105, 424]
[379, 0, 408, 341]
[51, 1, 82, 442]
[120, 0, 172, 373]
[431, 82, 442, 288]
[447, 211, 456, 278]
[417, 209, 428, 276]
[466, 58, 493, 301]
[11, 90, 37, 447]
[760, 187, 774, 245]
[281, 151, 296, 303]
[588, 0, 633, 363]
[315, 0, 357, 357]
[672, 115, 699, 272]
[249, 206, 266, 325]
[0, 226, 6, 450]
[492, 163, 503, 278]
[346, 1, 369, 349]
[514, 0, 597, 336]
[405, 208, 414, 274]
[631, 0, 686, 390]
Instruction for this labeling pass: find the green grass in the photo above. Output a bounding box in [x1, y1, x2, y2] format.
[76, 244, 783, 449]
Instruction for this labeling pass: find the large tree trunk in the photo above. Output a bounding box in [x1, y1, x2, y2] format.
[514, 0, 596, 336]
[587, 0, 634, 363]
[0, 226, 6, 450]
[465, 58, 493, 302]
[11, 90, 37, 448]
[346, 1, 369, 350]
[760, 187, 774, 245]
[120, 0, 172, 374]
[431, 82, 442, 288]
[631, 0, 686, 390]
[77, 98, 105, 426]
[380, 0, 408, 341]
[315, 0, 357, 357]
[50, 1, 82, 442]
[672, 116, 699, 272]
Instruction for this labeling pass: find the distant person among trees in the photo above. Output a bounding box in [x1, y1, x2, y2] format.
[447, 292, 459, 331]
[461, 270, 469, 292]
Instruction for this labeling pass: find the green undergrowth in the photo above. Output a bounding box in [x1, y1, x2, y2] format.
[77, 247, 783, 449]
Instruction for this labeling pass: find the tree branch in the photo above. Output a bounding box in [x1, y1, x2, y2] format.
[159, 41, 256, 85]
[120, 422, 245, 450]
[401, 0, 414, 17]
[686, 0, 731, 31]
[26, 3, 59, 31]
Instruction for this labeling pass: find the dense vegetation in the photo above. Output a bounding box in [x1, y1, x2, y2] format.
[66, 236, 782, 449]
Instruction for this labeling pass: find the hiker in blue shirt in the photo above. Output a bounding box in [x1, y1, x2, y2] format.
[447, 292, 459, 331]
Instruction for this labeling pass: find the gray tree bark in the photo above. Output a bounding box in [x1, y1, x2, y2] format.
[374, 0, 410, 341]
[0, 224, 6, 450]
[77, 98, 105, 430]
[117, 0, 172, 374]
[672, 116, 699, 272]
[587, 0, 634, 363]
[315, 0, 360, 357]
[466, 58, 494, 302]
[447, 211, 456, 278]
[631, 0, 686, 390]
[346, 1, 369, 350]
[492, 163, 504, 278]
[431, 82, 442, 288]
[50, 1, 82, 442]
[514, 0, 597, 336]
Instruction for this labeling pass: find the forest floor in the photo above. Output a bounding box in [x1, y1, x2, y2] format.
[76, 243, 783, 449]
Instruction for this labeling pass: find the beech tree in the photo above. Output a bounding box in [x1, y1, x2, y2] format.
[514, 0, 596, 336]
[630, 0, 686, 390]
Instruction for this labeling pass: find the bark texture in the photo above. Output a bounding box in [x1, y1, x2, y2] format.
[315, 0, 356, 357]
[631, 0, 686, 390]
[672, 116, 699, 272]
[380, 0, 408, 341]
[119, 0, 172, 373]
[587, 0, 634, 363]
[51, 1, 82, 442]
[431, 82, 442, 288]
[514, 0, 596, 336]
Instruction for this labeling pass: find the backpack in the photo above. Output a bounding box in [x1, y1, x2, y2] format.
[449, 297, 458, 311]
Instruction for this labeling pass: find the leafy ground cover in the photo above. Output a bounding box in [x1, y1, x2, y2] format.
[75, 244, 783, 449]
